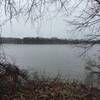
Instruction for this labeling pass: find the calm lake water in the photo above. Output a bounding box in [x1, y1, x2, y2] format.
[2, 44, 100, 79]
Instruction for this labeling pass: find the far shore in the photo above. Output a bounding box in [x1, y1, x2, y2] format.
[1, 37, 100, 44]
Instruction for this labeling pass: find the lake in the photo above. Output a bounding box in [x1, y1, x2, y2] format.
[2, 44, 100, 79]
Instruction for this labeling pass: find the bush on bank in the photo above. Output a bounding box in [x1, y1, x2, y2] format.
[0, 62, 100, 100]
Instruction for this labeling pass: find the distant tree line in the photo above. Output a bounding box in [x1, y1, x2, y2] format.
[1, 37, 100, 44]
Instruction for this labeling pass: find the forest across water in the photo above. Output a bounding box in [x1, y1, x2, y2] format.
[1, 37, 100, 44]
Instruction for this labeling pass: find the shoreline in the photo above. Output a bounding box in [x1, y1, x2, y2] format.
[0, 63, 100, 100]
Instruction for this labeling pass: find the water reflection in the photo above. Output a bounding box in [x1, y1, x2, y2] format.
[84, 57, 100, 88]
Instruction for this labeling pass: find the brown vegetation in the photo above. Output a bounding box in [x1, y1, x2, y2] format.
[0, 63, 100, 100]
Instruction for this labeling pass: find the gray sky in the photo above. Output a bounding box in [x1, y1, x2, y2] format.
[2, 13, 85, 39]
[1, 0, 91, 39]
[2, 13, 67, 38]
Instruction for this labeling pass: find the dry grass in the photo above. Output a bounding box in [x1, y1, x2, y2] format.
[0, 63, 100, 100]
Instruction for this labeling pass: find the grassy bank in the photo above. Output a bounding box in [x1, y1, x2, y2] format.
[0, 63, 100, 100]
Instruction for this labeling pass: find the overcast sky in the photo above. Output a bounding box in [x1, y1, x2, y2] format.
[2, 13, 67, 38]
[2, 14, 85, 39]
[1, 0, 91, 39]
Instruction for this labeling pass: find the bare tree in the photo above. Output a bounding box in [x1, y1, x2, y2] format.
[65, 0, 100, 38]
[0, 0, 100, 82]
